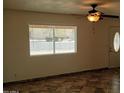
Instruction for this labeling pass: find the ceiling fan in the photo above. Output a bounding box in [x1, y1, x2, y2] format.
[87, 4, 119, 22]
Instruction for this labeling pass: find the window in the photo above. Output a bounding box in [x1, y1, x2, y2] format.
[113, 32, 120, 52]
[29, 25, 77, 56]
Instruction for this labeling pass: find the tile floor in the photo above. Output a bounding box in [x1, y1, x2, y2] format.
[4, 68, 119, 93]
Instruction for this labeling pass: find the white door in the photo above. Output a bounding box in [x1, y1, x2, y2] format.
[109, 27, 120, 68]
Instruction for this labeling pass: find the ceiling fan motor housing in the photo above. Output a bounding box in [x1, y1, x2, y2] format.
[88, 4, 98, 14]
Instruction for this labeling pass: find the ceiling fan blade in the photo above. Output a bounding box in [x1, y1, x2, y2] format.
[101, 14, 119, 18]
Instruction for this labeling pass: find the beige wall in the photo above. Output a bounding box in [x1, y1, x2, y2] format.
[3, 10, 119, 83]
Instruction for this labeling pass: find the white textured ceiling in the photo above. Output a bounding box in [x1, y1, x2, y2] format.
[4, 0, 120, 15]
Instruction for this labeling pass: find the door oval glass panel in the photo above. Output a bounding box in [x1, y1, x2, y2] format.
[113, 32, 120, 52]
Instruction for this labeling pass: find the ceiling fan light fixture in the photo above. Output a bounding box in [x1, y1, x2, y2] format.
[86, 4, 119, 22]
[87, 12, 101, 22]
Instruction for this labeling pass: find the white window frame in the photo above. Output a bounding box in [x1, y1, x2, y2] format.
[29, 25, 77, 56]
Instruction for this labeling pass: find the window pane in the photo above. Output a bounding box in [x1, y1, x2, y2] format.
[113, 32, 120, 52]
[54, 28, 76, 53]
[29, 25, 77, 56]
[29, 26, 53, 55]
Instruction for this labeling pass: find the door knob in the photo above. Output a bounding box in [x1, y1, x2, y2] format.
[109, 48, 113, 52]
